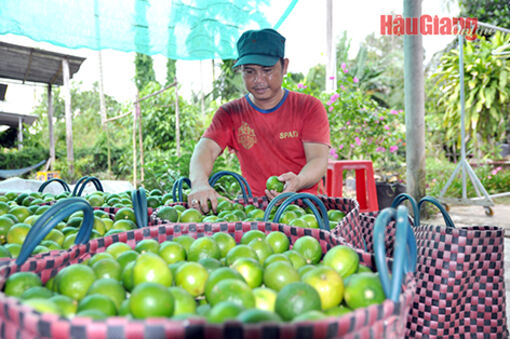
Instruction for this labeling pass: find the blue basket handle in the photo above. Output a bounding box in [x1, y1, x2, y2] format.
[263, 192, 296, 222]
[172, 177, 191, 203]
[373, 206, 417, 302]
[209, 171, 253, 202]
[38, 178, 71, 193]
[272, 193, 330, 231]
[417, 196, 455, 228]
[391, 193, 419, 226]
[16, 198, 94, 265]
[71, 176, 90, 196]
[131, 187, 148, 228]
[72, 176, 104, 197]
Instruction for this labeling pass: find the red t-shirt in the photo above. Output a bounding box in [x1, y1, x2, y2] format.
[203, 89, 330, 196]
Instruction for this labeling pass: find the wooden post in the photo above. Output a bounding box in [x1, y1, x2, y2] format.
[136, 102, 144, 182]
[175, 79, 180, 157]
[62, 58, 74, 175]
[97, 50, 112, 174]
[47, 84, 55, 169]
[325, 0, 336, 92]
[403, 0, 425, 203]
[132, 107, 137, 187]
[17, 117, 22, 150]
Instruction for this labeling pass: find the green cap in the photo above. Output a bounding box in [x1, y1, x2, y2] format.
[234, 28, 286, 68]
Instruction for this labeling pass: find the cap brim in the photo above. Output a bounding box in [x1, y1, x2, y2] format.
[233, 54, 279, 68]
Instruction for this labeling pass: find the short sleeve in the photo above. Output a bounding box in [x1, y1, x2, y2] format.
[301, 96, 331, 146]
[202, 107, 234, 150]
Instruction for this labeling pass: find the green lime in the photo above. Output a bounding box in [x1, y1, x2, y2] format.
[275, 281, 322, 321]
[266, 176, 284, 193]
[129, 282, 174, 319]
[265, 231, 289, 254]
[4, 271, 42, 297]
[77, 294, 117, 316]
[292, 236, 323, 264]
[168, 286, 196, 316]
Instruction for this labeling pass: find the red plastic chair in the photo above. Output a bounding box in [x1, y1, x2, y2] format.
[325, 160, 379, 213]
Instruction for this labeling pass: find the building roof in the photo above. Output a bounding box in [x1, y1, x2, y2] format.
[0, 41, 85, 86]
[0, 111, 38, 127]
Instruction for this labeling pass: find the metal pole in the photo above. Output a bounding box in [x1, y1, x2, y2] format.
[458, 34, 468, 199]
[403, 0, 425, 203]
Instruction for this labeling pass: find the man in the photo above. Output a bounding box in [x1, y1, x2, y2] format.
[188, 28, 330, 213]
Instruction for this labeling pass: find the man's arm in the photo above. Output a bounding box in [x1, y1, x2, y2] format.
[188, 138, 223, 213]
[265, 142, 329, 199]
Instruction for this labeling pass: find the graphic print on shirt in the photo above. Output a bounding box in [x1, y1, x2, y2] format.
[237, 121, 257, 150]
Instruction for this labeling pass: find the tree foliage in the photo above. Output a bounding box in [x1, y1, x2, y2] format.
[135, 53, 156, 92]
[431, 31, 510, 158]
[211, 59, 245, 101]
[459, 0, 510, 33]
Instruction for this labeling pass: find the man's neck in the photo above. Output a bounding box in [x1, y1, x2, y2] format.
[248, 88, 285, 111]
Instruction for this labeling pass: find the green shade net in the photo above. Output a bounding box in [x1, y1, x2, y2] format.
[0, 0, 298, 60]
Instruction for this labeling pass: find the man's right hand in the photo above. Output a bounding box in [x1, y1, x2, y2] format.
[187, 183, 221, 214]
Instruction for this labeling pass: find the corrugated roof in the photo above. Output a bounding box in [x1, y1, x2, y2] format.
[0, 111, 38, 127]
[0, 41, 85, 85]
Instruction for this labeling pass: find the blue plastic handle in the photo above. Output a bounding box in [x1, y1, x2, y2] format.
[208, 171, 253, 202]
[72, 176, 104, 197]
[131, 187, 148, 228]
[209, 171, 253, 198]
[38, 178, 71, 193]
[72, 176, 90, 196]
[417, 196, 455, 228]
[263, 192, 296, 222]
[272, 193, 330, 231]
[16, 198, 94, 265]
[76, 177, 104, 197]
[172, 177, 191, 203]
[391, 193, 419, 226]
[373, 206, 417, 302]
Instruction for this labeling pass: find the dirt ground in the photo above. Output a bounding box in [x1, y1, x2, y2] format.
[422, 202, 510, 236]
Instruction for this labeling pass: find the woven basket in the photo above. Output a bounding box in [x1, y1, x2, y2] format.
[150, 195, 360, 233]
[337, 208, 508, 338]
[0, 221, 415, 339]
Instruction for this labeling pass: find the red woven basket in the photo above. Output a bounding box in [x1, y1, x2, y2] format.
[336, 211, 508, 338]
[0, 221, 415, 339]
[150, 195, 361, 233]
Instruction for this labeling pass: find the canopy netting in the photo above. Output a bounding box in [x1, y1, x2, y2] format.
[0, 0, 298, 60]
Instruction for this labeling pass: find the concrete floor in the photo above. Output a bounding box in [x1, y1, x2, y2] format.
[423, 203, 510, 333]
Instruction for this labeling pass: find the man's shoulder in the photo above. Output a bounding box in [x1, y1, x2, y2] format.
[220, 95, 248, 113]
[285, 90, 323, 106]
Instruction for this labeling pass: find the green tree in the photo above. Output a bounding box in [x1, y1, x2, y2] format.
[211, 59, 245, 101]
[167, 58, 177, 84]
[431, 31, 510, 158]
[459, 0, 510, 32]
[30, 83, 129, 180]
[135, 53, 156, 92]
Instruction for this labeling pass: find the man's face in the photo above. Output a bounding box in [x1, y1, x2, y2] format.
[240, 59, 288, 102]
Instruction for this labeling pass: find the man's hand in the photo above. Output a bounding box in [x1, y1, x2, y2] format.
[187, 183, 221, 214]
[265, 172, 302, 200]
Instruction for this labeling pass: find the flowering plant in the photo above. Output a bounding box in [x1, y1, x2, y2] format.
[286, 65, 406, 177]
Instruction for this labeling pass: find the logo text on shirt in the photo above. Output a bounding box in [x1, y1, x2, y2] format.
[238, 121, 257, 149]
[280, 130, 299, 139]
